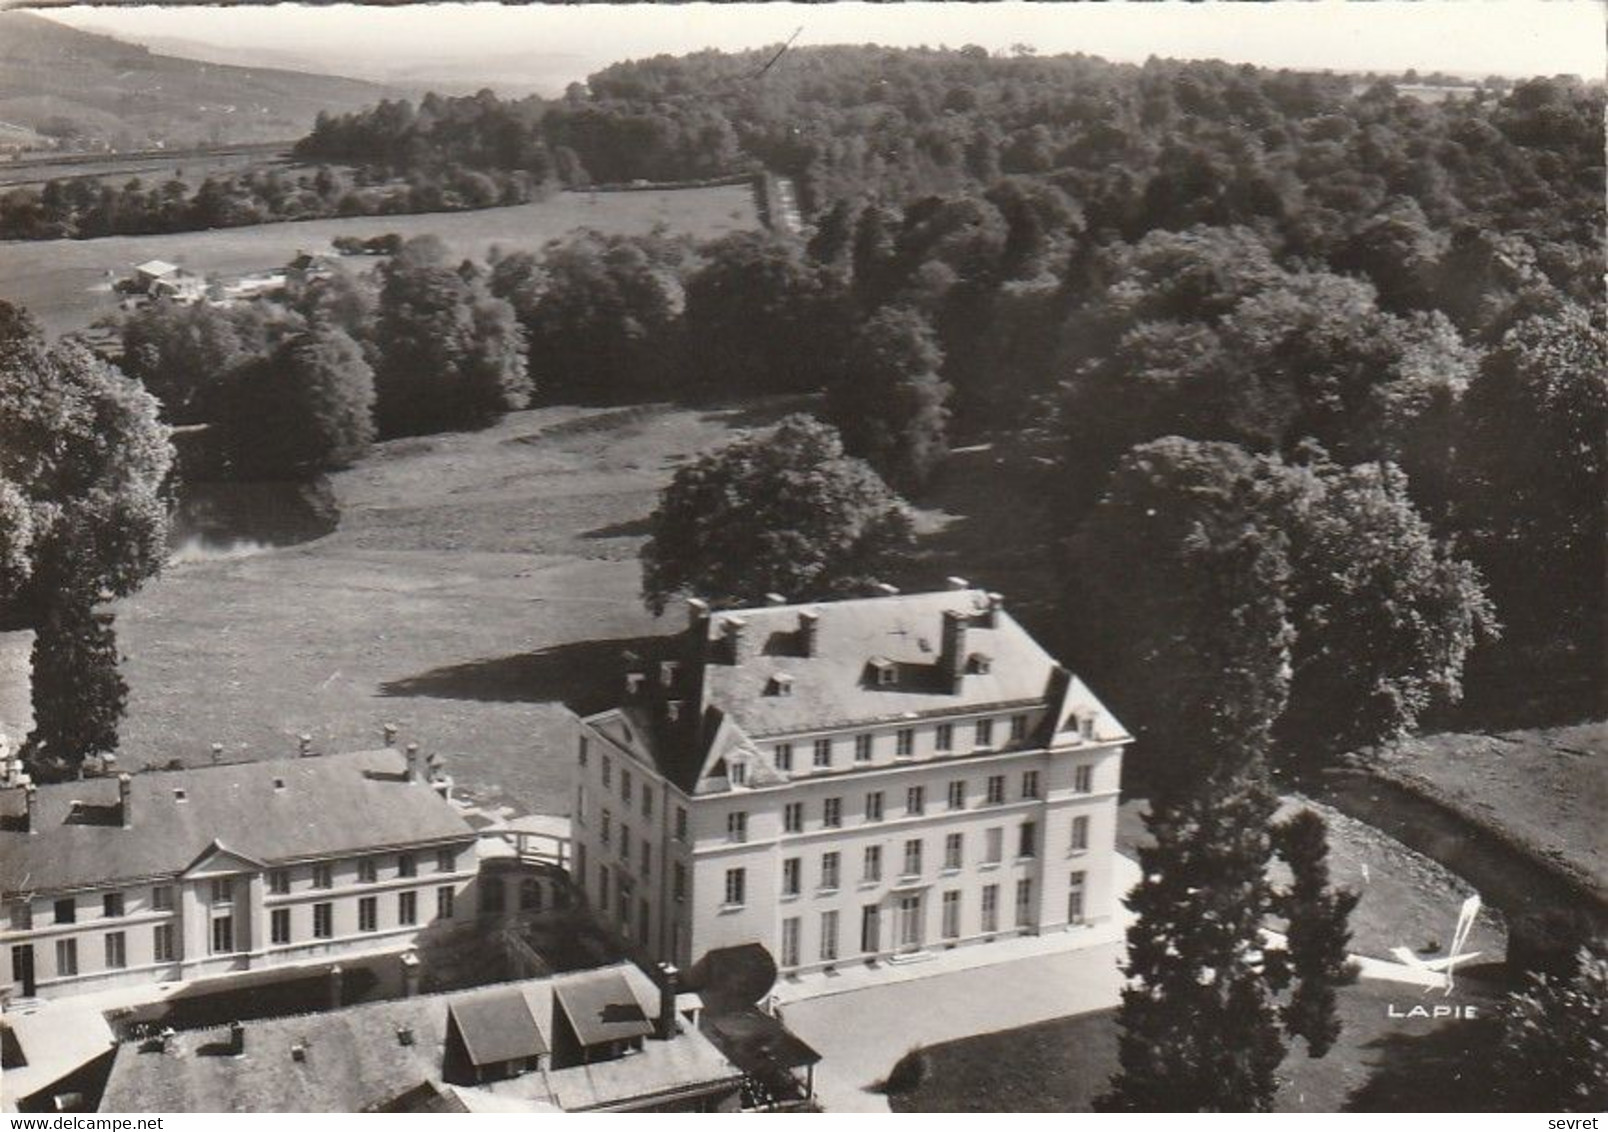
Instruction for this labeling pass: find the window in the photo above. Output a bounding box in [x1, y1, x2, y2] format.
[935, 722, 953, 751]
[601, 755, 612, 788]
[780, 917, 801, 968]
[153, 923, 175, 963]
[359, 896, 378, 932]
[774, 743, 793, 772]
[1010, 714, 1029, 742]
[854, 734, 873, 762]
[641, 785, 652, 819]
[823, 797, 842, 828]
[151, 886, 172, 912]
[981, 885, 999, 933]
[861, 905, 881, 953]
[617, 880, 631, 927]
[211, 877, 235, 905]
[483, 878, 506, 915]
[598, 867, 611, 909]
[947, 780, 965, 810]
[576, 844, 587, 889]
[358, 858, 378, 884]
[103, 892, 124, 918]
[621, 826, 633, 862]
[942, 891, 961, 939]
[782, 857, 801, 897]
[578, 735, 588, 767]
[727, 811, 748, 843]
[639, 899, 650, 945]
[1074, 764, 1093, 794]
[902, 839, 923, 877]
[729, 761, 747, 786]
[944, 832, 963, 870]
[641, 839, 651, 878]
[104, 931, 126, 969]
[54, 898, 75, 925]
[985, 827, 1003, 865]
[399, 890, 418, 926]
[271, 908, 291, 945]
[8, 903, 30, 931]
[1015, 879, 1033, 927]
[1068, 871, 1087, 923]
[312, 863, 332, 889]
[621, 768, 632, 803]
[820, 911, 839, 962]
[813, 738, 833, 768]
[865, 791, 884, 822]
[437, 847, 456, 873]
[821, 852, 840, 891]
[675, 806, 688, 842]
[975, 718, 995, 748]
[436, 886, 455, 920]
[906, 785, 925, 817]
[863, 845, 882, 883]
[1019, 821, 1038, 859]
[398, 853, 417, 878]
[784, 802, 804, 833]
[1022, 771, 1040, 800]
[313, 902, 333, 939]
[673, 863, 687, 902]
[601, 809, 613, 846]
[268, 869, 290, 895]
[724, 868, 746, 907]
[211, 915, 235, 954]
[56, 938, 78, 977]
[1071, 815, 1089, 852]
[986, 775, 1005, 805]
[895, 729, 914, 757]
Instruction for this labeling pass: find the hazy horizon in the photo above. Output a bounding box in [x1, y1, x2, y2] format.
[37, 1, 1608, 95]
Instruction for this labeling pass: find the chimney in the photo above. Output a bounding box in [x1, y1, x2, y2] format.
[328, 965, 344, 1010]
[383, 723, 398, 748]
[946, 576, 970, 591]
[291, 1041, 307, 1063]
[665, 699, 684, 724]
[23, 783, 36, 834]
[118, 773, 132, 829]
[659, 660, 680, 689]
[872, 582, 900, 597]
[797, 609, 819, 657]
[228, 1021, 245, 1057]
[686, 597, 710, 630]
[298, 733, 312, 758]
[722, 617, 748, 665]
[764, 593, 787, 606]
[210, 742, 224, 765]
[940, 609, 969, 691]
[980, 592, 1004, 628]
[625, 671, 646, 697]
[655, 962, 680, 1039]
[404, 742, 422, 783]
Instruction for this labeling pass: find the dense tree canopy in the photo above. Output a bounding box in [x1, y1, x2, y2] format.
[640, 415, 913, 615]
[824, 305, 950, 490]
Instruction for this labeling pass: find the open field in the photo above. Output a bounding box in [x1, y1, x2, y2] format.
[1376, 724, 1607, 903]
[888, 976, 1505, 1112]
[0, 184, 760, 335]
[0, 143, 293, 191]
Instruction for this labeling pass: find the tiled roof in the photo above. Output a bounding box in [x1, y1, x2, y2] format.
[553, 966, 657, 1047]
[449, 990, 547, 1067]
[0, 749, 475, 897]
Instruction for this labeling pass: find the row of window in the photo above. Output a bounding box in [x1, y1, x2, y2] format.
[738, 768, 1094, 843]
[13, 853, 460, 932]
[577, 743, 690, 843]
[34, 886, 456, 979]
[775, 875, 1089, 967]
[771, 714, 1032, 776]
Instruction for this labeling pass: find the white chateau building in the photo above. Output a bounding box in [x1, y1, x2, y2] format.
[571, 582, 1130, 974]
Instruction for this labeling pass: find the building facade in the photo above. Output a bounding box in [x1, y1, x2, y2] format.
[1, 746, 480, 1003]
[571, 584, 1130, 975]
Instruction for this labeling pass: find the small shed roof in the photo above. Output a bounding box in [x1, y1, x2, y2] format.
[554, 968, 655, 1047]
[449, 990, 547, 1067]
[134, 259, 178, 276]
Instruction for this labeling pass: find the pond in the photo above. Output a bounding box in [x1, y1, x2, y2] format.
[167, 478, 339, 564]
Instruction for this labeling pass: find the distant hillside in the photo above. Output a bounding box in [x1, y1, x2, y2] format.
[0, 12, 407, 151]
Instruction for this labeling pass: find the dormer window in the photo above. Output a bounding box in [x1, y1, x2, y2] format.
[730, 761, 748, 787]
[869, 657, 897, 686]
[769, 673, 795, 697]
[1080, 715, 1096, 740]
[968, 653, 993, 675]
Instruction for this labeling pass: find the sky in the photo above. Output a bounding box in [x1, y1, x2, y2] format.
[43, 0, 1608, 92]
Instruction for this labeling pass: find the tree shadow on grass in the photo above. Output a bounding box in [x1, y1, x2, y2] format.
[581, 516, 654, 540]
[1342, 1013, 1503, 1112]
[379, 635, 667, 713]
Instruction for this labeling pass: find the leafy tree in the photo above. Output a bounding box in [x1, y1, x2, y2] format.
[373, 236, 531, 435]
[640, 415, 913, 615]
[26, 593, 127, 781]
[222, 325, 376, 478]
[1492, 944, 1608, 1112]
[120, 301, 261, 425]
[1270, 809, 1361, 1057]
[824, 306, 950, 490]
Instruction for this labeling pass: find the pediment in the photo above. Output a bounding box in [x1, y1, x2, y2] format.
[182, 839, 267, 878]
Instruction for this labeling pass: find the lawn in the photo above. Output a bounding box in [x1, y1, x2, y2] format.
[888, 978, 1505, 1112]
[112, 400, 783, 817]
[1376, 724, 1607, 904]
[0, 183, 760, 336]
